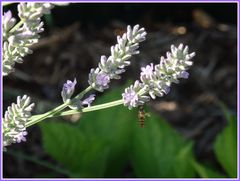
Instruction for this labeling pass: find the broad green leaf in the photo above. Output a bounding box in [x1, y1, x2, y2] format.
[130, 113, 196, 178]
[77, 86, 135, 177]
[40, 82, 202, 178]
[40, 121, 109, 177]
[191, 160, 225, 178]
[41, 84, 135, 177]
[174, 142, 196, 177]
[214, 115, 237, 178]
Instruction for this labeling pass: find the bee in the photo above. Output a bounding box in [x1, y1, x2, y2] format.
[138, 106, 150, 128]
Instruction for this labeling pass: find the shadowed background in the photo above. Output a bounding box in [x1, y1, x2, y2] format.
[3, 3, 237, 178]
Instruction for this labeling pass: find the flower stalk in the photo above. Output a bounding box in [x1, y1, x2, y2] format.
[3, 8, 196, 149]
[26, 102, 69, 128]
[30, 99, 124, 121]
[9, 19, 25, 33]
[26, 86, 93, 127]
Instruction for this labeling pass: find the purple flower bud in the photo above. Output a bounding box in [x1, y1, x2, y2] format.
[122, 81, 149, 109]
[122, 88, 139, 109]
[88, 68, 110, 92]
[16, 130, 28, 143]
[82, 94, 96, 107]
[61, 78, 77, 102]
[3, 11, 12, 23]
[141, 63, 154, 78]
[179, 71, 189, 79]
[96, 72, 110, 87]
[3, 10, 16, 32]
[16, 30, 36, 40]
[164, 86, 170, 94]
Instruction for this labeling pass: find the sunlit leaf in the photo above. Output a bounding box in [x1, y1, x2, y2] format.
[40, 121, 109, 177]
[191, 159, 225, 178]
[77, 85, 135, 177]
[130, 113, 196, 178]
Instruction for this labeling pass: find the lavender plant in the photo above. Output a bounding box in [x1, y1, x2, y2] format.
[2, 3, 195, 149]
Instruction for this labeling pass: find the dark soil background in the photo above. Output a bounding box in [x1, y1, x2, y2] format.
[3, 3, 237, 178]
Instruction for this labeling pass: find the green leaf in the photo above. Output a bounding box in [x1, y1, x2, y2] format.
[44, 14, 54, 27]
[214, 115, 237, 178]
[77, 85, 135, 177]
[40, 121, 109, 177]
[41, 84, 135, 177]
[191, 160, 225, 178]
[130, 113, 196, 178]
[174, 142, 196, 177]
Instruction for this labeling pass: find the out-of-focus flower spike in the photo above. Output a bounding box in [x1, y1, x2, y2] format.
[3, 3, 69, 76]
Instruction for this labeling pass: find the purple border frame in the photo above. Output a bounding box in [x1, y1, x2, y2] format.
[0, 0, 239, 181]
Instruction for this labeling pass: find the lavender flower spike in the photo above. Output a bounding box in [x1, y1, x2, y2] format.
[89, 24, 147, 92]
[3, 95, 35, 148]
[61, 78, 77, 102]
[88, 68, 111, 92]
[123, 44, 195, 109]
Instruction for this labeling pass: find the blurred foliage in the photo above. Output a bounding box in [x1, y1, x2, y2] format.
[40, 85, 133, 177]
[41, 122, 109, 177]
[214, 114, 237, 178]
[130, 114, 195, 178]
[191, 159, 225, 178]
[3, 2, 237, 178]
[5, 149, 71, 177]
[40, 85, 237, 178]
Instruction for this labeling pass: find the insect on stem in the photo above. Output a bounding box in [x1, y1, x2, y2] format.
[138, 106, 150, 128]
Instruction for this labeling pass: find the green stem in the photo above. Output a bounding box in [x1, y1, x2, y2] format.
[138, 87, 147, 96]
[10, 19, 25, 33]
[54, 99, 123, 117]
[75, 86, 92, 100]
[27, 85, 145, 126]
[30, 99, 124, 121]
[26, 102, 68, 127]
[27, 86, 92, 127]
[3, 17, 25, 42]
